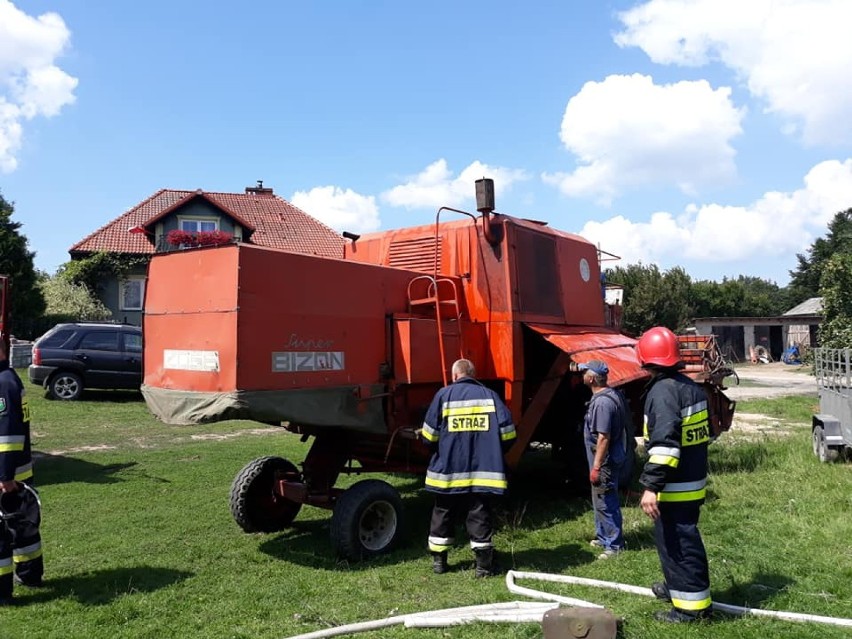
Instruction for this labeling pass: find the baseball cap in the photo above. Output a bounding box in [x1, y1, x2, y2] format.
[578, 359, 609, 375]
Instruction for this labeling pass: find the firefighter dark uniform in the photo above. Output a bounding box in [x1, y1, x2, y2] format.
[637, 326, 712, 623]
[0, 357, 44, 602]
[420, 374, 516, 576]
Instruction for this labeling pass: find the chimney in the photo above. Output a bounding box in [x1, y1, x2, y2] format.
[245, 180, 274, 196]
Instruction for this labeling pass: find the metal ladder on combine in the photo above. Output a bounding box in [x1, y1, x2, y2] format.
[406, 275, 463, 386]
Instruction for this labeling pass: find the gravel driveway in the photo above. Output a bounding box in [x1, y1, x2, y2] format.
[722, 362, 817, 400]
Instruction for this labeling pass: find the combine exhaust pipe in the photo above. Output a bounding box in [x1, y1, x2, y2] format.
[475, 178, 499, 245]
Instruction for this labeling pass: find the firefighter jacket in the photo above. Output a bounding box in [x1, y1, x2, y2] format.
[0, 360, 33, 484]
[420, 377, 516, 495]
[639, 371, 709, 504]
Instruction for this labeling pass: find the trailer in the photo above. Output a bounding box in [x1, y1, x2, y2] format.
[812, 348, 852, 462]
[141, 180, 736, 559]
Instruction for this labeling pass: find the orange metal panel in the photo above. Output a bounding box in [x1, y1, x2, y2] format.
[143, 313, 238, 392]
[144, 247, 241, 392]
[0, 275, 8, 355]
[393, 317, 459, 384]
[234, 245, 416, 390]
[487, 321, 520, 382]
[525, 323, 649, 386]
[144, 245, 239, 314]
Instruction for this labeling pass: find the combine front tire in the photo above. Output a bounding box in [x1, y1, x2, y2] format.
[230, 456, 302, 532]
[330, 479, 403, 560]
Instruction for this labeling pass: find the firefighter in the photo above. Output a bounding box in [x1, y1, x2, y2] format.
[636, 327, 712, 623]
[0, 340, 44, 605]
[420, 358, 516, 577]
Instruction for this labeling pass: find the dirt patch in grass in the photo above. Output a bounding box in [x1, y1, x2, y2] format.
[189, 427, 282, 441]
[39, 444, 118, 456]
[728, 412, 794, 439]
[39, 426, 283, 456]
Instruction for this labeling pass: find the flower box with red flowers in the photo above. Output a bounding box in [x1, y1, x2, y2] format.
[167, 229, 234, 248]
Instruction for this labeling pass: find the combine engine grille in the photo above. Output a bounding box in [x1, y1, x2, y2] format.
[388, 237, 441, 272]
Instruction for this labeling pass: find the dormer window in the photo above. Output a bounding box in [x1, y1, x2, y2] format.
[179, 217, 219, 233]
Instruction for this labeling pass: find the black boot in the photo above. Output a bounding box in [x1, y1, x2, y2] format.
[654, 608, 712, 623]
[474, 548, 499, 578]
[14, 574, 44, 588]
[431, 551, 448, 574]
[651, 582, 671, 602]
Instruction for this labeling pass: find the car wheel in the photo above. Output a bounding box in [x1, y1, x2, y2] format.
[48, 372, 84, 401]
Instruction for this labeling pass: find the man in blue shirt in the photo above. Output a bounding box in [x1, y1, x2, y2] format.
[580, 359, 632, 559]
[420, 359, 516, 577]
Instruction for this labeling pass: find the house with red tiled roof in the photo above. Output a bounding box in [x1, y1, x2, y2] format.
[69, 182, 344, 324]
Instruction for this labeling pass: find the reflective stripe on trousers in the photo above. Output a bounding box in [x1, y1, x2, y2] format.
[428, 493, 494, 554]
[653, 501, 711, 613]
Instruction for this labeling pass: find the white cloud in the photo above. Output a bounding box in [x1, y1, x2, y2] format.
[543, 74, 744, 204]
[0, 0, 77, 172]
[291, 186, 381, 234]
[382, 159, 528, 210]
[578, 159, 852, 266]
[615, 0, 852, 145]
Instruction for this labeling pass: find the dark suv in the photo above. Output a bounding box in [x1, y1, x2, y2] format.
[28, 323, 143, 400]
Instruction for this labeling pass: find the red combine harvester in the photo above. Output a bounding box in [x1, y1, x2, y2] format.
[141, 180, 735, 559]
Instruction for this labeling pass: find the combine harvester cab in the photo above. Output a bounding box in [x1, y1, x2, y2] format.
[142, 179, 734, 559]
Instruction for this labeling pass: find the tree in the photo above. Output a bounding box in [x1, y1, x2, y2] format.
[606, 263, 692, 335]
[817, 253, 852, 348]
[0, 190, 46, 339]
[690, 276, 787, 318]
[788, 208, 852, 305]
[39, 275, 112, 321]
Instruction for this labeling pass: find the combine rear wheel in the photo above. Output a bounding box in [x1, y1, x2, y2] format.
[330, 479, 403, 560]
[230, 456, 302, 532]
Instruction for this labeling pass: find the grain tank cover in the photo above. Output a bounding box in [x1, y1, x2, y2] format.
[141, 243, 416, 430]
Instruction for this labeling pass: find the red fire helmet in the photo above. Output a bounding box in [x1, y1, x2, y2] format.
[636, 326, 682, 368]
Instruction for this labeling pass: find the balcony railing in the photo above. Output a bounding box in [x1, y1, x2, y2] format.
[154, 236, 239, 253]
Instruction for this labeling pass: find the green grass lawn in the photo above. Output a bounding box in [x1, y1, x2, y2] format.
[5, 376, 852, 638]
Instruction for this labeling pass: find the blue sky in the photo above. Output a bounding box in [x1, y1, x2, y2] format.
[3, 0, 852, 285]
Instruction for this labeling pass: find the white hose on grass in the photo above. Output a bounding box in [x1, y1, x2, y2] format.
[282, 569, 852, 638]
[506, 570, 852, 628]
[282, 601, 560, 639]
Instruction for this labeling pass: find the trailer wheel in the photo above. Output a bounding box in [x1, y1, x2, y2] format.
[330, 479, 403, 560]
[812, 427, 839, 463]
[230, 456, 302, 533]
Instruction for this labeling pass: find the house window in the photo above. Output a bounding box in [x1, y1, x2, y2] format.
[179, 218, 219, 233]
[120, 277, 146, 311]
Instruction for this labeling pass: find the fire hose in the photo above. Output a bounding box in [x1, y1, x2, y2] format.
[0, 483, 41, 521]
[281, 569, 852, 639]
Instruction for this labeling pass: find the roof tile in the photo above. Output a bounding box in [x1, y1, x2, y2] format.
[69, 189, 345, 258]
